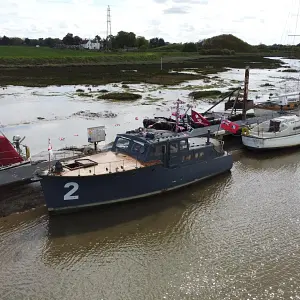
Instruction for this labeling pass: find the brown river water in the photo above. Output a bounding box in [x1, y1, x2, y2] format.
[1, 148, 300, 300]
[1, 58, 300, 299]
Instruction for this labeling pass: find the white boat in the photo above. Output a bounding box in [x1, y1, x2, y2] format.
[242, 115, 300, 150]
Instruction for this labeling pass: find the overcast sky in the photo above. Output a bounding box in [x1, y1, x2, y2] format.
[2, 0, 300, 45]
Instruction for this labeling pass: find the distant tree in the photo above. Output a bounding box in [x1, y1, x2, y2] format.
[44, 37, 56, 47]
[73, 35, 82, 45]
[10, 37, 23, 46]
[136, 36, 149, 49]
[158, 38, 165, 47]
[0, 36, 11, 45]
[182, 42, 197, 52]
[24, 38, 30, 46]
[95, 35, 101, 42]
[63, 33, 74, 45]
[257, 43, 269, 52]
[139, 44, 148, 51]
[32, 39, 39, 46]
[149, 37, 166, 48]
[114, 31, 136, 48]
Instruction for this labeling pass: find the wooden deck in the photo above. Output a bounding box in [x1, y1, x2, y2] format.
[61, 151, 144, 177]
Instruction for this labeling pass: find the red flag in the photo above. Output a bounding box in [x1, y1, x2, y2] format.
[191, 110, 210, 126]
[220, 119, 240, 134]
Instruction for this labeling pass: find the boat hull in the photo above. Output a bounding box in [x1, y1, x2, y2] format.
[40, 154, 233, 213]
[242, 133, 300, 150]
[0, 161, 48, 187]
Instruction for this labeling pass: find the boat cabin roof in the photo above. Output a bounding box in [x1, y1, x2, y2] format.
[117, 129, 192, 145]
[270, 115, 300, 123]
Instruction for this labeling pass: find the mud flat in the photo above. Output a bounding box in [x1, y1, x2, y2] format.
[0, 55, 283, 87]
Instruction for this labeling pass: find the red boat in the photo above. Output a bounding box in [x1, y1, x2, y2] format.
[0, 134, 30, 167]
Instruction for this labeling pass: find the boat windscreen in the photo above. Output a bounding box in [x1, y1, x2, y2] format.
[131, 141, 145, 154]
[116, 137, 130, 150]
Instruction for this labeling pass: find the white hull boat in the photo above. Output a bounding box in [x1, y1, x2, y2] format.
[242, 115, 300, 150]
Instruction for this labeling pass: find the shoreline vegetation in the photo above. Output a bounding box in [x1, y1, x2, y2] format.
[0, 50, 284, 87]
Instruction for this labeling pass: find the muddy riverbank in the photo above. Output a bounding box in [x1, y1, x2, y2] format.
[0, 183, 45, 217]
[0, 55, 282, 86]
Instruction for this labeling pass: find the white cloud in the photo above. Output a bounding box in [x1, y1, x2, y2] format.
[0, 0, 300, 45]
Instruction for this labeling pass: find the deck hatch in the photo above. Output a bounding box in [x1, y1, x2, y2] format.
[64, 158, 98, 170]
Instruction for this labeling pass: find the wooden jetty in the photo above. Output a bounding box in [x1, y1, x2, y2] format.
[190, 112, 282, 138]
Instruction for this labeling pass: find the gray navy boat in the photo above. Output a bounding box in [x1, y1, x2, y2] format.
[39, 129, 233, 213]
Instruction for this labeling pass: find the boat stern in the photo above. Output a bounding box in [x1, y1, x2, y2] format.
[242, 135, 265, 149]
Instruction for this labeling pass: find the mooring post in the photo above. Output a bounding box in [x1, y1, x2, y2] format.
[243, 66, 250, 121]
[206, 129, 211, 145]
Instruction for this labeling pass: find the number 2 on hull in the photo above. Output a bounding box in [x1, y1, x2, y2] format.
[64, 182, 79, 200]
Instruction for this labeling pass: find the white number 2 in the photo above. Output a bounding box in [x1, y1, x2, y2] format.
[64, 182, 79, 200]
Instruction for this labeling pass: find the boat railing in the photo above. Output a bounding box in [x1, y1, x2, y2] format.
[32, 150, 84, 163]
[94, 159, 129, 174]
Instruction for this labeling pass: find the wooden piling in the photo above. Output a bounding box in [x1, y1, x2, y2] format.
[243, 66, 250, 121]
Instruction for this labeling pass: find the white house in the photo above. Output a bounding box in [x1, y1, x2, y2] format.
[81, 40, 103, 50]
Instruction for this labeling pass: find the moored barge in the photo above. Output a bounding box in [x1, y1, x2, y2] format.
[39, 129, 233, 213]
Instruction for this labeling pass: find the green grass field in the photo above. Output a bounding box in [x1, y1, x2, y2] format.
[0, 46, 199, 65]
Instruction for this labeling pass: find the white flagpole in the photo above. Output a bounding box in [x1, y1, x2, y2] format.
[48, 138, 53, 171]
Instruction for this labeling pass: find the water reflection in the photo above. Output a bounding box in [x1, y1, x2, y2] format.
[236, 148, 300, 171]
[43, 172, 232, 264]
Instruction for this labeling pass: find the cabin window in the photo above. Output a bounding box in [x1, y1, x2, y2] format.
[170, 142, 178, 153]
[293, 126, 300, 130]
[132, 141, 145, 154]
[116, 137, 130, 150]
[269, 120, 280, 132]
[195, 153, 199, 158]
[153, 144, 165, 156]
[179, 140, 188, 151]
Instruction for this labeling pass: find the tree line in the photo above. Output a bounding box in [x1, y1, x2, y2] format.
[0, 31, 170, 49]
[0, 32, 297, 54]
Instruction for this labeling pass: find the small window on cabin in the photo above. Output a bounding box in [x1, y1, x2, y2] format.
[153, 145, 164, 156]
[195, 153, 199, 158]
[116, 137, 130, 150]
[179, 140, 188, 151]
[132, 141, 145, 154]
[170, 142, 178, 153]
